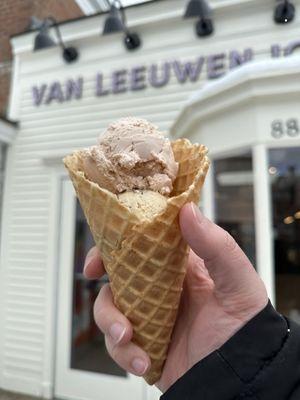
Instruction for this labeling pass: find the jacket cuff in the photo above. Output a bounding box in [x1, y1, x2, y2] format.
[160, 301, 288, 400]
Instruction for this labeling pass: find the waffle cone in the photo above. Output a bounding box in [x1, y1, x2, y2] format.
[64, 138, 209, 385]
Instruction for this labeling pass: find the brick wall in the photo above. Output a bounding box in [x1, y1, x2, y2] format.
[0, 64, 11, 116]
[0, 0, 84, 115]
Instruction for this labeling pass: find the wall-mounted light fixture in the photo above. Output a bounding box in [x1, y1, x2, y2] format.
[33, 17, 79, 63]
[103, 0, 141, 51]
[274, 0, 295, 24]
[184, 0, 214, 37]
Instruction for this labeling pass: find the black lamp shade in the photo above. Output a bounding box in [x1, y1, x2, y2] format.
[103, 4, 125, 34]
[184, 0, 212, 19]
[63, 47, 79, 63]
[124, 32, 141, 50]
[274, 1, 295, 24]
[34, 28, 56, 50]
[196, 18, 214, 36]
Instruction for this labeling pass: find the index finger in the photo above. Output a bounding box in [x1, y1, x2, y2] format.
[83, 246, 105, 279]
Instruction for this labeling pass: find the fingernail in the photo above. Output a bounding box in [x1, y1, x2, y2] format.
[131, 358, 148, 375]
[83, 247, 97, 272]
[109, 322, 126, 343]
[191, 203, 203, 223]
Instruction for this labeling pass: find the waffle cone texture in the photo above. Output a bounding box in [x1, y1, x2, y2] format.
[64, 138, 209, 385]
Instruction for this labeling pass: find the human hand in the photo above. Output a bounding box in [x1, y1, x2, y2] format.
[84, 203, 268, 392]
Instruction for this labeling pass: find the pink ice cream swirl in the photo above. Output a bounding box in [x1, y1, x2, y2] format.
[81, 117, 178, 196]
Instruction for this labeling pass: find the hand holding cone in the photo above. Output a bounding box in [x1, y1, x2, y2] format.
[64, 138, 209, 384]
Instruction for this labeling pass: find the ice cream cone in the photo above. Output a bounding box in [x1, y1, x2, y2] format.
[64, 138, 209, 385]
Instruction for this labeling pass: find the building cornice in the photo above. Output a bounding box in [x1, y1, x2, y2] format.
[171, 56, 300, 139]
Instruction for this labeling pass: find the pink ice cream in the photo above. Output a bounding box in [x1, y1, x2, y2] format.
[81, 117, 178, 196]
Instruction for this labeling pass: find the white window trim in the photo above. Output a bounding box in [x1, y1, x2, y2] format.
[0, 119, 17, 144]
[75, 0, 105, 15]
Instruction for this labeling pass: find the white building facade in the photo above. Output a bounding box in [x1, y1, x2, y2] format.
[1, 0, 300, 399]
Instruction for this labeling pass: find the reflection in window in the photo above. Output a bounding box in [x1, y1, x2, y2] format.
[214, 153, 256, 266]
[71, 201, 126, 377]
[269, 148, 300, 323]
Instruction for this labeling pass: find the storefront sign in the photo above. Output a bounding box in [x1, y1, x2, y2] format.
[31, 40, 300, 107]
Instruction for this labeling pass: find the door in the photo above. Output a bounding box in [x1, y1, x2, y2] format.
[55, 179, 147, 400]
[268, 147, 300, 322]
[211, 150, 256, 266]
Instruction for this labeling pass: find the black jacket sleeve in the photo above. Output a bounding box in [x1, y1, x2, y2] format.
[160, 301, 300, 399]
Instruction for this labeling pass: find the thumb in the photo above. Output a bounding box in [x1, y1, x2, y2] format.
[179, 202, 242, 266]
[179, 203, 267, 301]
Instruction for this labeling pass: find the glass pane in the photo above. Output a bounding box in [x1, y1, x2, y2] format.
[269, 147, 300, 323]
[70, 200, 127, 377]
[213, 153, 256, 266]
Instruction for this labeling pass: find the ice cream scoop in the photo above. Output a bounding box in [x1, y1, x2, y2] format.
[118, 190, 167, 220]
[81, 117, 178, 196]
